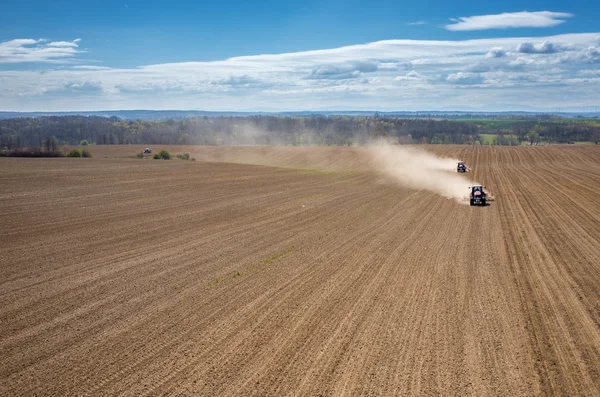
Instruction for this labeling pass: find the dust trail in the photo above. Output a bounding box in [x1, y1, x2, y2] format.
[366, 142, 472, 203]
[192, 143, 474, 203]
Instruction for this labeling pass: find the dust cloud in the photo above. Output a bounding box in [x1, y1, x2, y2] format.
[191, 142, 474, 203]
[366, 142, 471, 203]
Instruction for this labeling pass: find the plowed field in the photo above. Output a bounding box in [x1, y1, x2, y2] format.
[1, 145, 600, 396]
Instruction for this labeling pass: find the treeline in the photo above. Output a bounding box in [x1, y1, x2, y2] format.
[0, 116, 479, 147]
[510, 122, 600, 144]
[0, 115, 598, 149]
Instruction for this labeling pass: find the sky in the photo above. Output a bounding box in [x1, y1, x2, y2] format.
[1, 0, 599, 111]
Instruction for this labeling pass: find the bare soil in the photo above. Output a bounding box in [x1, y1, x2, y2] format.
[1, 145, 599, 396]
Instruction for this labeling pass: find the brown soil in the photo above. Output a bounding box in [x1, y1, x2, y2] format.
[1, 145, 599, 396]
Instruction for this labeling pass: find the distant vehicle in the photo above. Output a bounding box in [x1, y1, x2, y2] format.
[469, 185, 487, 206]
[457, 161, 468, 172]
[143, 148, 152, 154]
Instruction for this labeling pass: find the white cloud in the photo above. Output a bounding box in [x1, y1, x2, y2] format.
[5, 39, 40, 46]
[555, 46, 600, 65]
[48, 41, 80, 48]
[446, 72, 485, 84]
[582, 46, 600, 63]
[579, 69, 600, 77]
[486, 47, 507, 58]
[378, 61, 412, 71]
[517, 40, 558, 54]
[446, 11, 573, 31]
[0, 38, 82, 63]
[1, 33, 599, 111]
[408, 21, 427, 26]
[395, 71, 424, 81]
[306, 61, 379, 80]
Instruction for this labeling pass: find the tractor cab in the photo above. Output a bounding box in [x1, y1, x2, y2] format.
[457, 161, 467, 172]
[469, 185, 487, 206]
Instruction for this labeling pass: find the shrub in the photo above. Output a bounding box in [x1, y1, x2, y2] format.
[67, 149, 82, 157]
[175, 153, 192, 161]
[80, 140, 89, 146]
[153, 149, 171, 160]
[136, 151, 144, 159]
[81, 149, 92, 158]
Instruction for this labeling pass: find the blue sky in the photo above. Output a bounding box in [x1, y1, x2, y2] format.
[1, 0, 599, 111]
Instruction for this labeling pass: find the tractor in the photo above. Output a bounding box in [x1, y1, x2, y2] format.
[469, 185, 487, 206]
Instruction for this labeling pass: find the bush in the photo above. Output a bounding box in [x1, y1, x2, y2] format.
[136, 151, 144, 159]
[153, 149, 171, 160]
[80, 140, 89, 146]
[175, 153, 192, 161]
[67, 149, 82, 157]
[81, 149, 92, 158]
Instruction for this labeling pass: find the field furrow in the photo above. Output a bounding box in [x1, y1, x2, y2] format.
[1, 145, 599, 396]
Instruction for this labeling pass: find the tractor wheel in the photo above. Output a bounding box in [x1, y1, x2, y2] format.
[482, 199, 487, 206]
[470, 199, 474, 206]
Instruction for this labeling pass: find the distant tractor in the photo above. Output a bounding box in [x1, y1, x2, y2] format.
[469, 185, 487, 206]
[457, 161, 468, 172]
[143, 148, 152, 154]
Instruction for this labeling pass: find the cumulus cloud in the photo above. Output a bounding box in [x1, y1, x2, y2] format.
[0, 38, 82, 63]
[517, 40, 558, 54]
[395, 71, 424, 81]
[553, 45, 600, 65]
[582, 46, 600, 63]
[445, 72, 485, 84]
[486, 48, 507, 58]
[306, 61, 379, 80]
[446, 11, 573, 31]
[1, 33, 600, 111]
